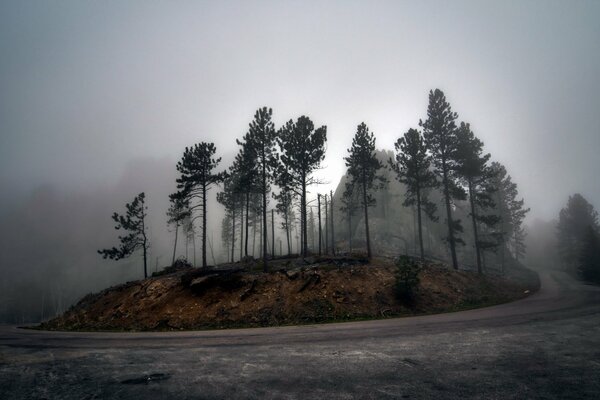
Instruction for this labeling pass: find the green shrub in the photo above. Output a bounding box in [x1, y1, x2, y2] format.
[394, 256, 421, 304]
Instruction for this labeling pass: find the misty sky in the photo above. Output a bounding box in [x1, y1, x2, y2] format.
[1, 0, 599, 221]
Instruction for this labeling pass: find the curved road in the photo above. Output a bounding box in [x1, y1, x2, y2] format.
[1, 271, 599, 399]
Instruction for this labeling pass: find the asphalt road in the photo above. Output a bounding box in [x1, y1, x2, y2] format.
[1, 271, 599, 399]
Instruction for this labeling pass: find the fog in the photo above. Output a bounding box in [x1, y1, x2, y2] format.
[1, 1, 599, 322]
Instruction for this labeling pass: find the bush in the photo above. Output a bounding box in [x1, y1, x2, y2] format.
[394, 256, 421, 304]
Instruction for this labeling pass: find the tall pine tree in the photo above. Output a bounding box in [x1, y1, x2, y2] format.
[246, 107, 278, 271]
[176, 142, 226, 268]
[455, 122, 498, 274]
[420, 89, 465, 270]
[344, 122, 386, 259]
[389, 128, 438, 261]
[277, 116, 327, 257]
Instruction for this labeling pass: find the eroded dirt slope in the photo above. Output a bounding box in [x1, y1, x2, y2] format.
[39, 257, 539, 331]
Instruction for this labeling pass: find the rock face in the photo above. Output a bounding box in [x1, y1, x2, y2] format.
[39, 257, 538, 331]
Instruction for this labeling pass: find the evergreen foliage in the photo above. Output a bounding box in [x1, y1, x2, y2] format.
[455, 122, 498, 273]
[394, 255, 421, 304]
[420, 89, 465, 270]
[98, 192, 150, 278]
[244, 107, 278, 270]
[389, 127, 438, 261]
[344, 122, 387, 258]
[176, 142, 226, 267]
[166, 191, 190, 266]
[557, 193, 600, 270]
[578, 226, 600, 283]
[277, 116, 327, 257]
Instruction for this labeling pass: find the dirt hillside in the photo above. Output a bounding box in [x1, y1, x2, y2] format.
[39, 256, 539, 331]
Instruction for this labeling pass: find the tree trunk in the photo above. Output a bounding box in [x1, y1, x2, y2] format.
[245, 193, 250, 257]
[262, 153, 268, 272]
[317, 194, 322, 256]
[231, 207, 235, 263]
[202, 183, 207, 268]
[416, 188, 424, 262]
[172, 222, 179, 266]
[468, 181, 482, 274]
[330, 190, 335, 256]
[362, 179, 372, 259]
[285, 212, 291, 255]
[302, 178, 308, 257]
[324, 194, 329, 255]
[271, 209, 275, 257]
[442, 165, 459, 269]
[240, 201, 243, 261]
[141, 196, 148, 278]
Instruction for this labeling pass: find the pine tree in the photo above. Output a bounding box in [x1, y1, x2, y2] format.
[578, 226, 600, 283]
[420, 89, 465, 270]
[557, 193, 600, 270]
[167, 191, 190, 266]
[389, 128, 438, 261]
[176, 142, 226, 268]
[455, 122, 499, 273]
[340, 182, 360, 253]
[277, 116, 327, 257]
[246, 107, 278, 270]
[488, 161, 529, 271]
[233, 135, 259, 258]
[344, 122, 386, 259]
[98, 192, 150, 278]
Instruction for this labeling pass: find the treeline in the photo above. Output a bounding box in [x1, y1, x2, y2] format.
[556, 193, 600, 282]
[98, 89, 530, 277]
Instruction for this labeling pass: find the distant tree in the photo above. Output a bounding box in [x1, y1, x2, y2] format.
[233, 136, 259, 258]
[389, 128, 438, 261]
[420, 89, 465, 270]
[217, 175, 238, 263]
[488, 161, 529, 270]
[245, 107, 278, 271]
[167, 191, 190, 266]
[176, 142, 226, 268]
[344, 122, 386, 259]
[557, 193, 600, 270]
[98, 192, 149, 278]
[273, 187, 294, 255]
[340, 182, 360, 253]
[455, 122, 499, 274]
[220, 213, 233, 262]
[578, 226, 600, 283]
[277, 116, 327, 257]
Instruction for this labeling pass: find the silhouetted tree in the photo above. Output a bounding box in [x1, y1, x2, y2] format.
[245, 107, 278, 270]
[488, 161, 529, 271]
[420, 89, 465, 269]
[344, 122, 386, 259]
[98, 192, 149, 278]
[167, 191, 190, 266]
[176, 142, 226, 268]
[277, 116, 327, 257]
[273, 187, 294, 255]
[217, 175, 238, 262]
[233, 136, 259, 258]
[578, 226, 600, 283]
[340, 182, 360, 253]
[389, 128, 438, 261]
[455, 122, 499, 273]
[557, 193, 600, 270]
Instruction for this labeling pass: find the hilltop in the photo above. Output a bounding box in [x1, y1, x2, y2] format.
[38, 256, 539, 331]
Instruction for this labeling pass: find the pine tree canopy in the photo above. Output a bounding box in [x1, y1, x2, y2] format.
[98, 192, 149, 268]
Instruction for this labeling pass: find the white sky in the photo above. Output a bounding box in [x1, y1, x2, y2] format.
[1, 0, 599, 221]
